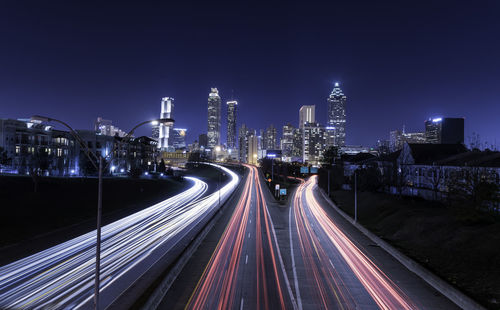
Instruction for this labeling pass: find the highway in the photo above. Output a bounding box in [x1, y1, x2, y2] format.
[0, 164, 239, 310]
[181, 170, 458, 310]
[290, 176, 419, 309]
[186, 165, 296, 310]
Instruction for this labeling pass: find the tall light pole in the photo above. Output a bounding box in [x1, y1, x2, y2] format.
[354, 170, 358, 223]
[267, 153, 276, 181]
[328, 169, 331, 197]
[31, 115, 173, 310]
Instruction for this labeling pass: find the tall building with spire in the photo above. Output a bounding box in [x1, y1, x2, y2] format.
[226, 100, 237, 149]
[159, 97, 174, 150]
[207, 88, 221, 148]
[327, 82, 347, 147]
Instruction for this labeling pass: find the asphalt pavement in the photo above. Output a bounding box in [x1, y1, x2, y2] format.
[160, 170, 461, 310]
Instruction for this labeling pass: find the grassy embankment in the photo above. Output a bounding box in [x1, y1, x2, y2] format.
[0, 175, 187, 249]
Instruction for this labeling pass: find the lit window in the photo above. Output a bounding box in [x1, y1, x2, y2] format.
[15, 146, 20, 154]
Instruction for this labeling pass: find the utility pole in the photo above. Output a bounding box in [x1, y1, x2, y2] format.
[94, 156, 102, 309]
[271, 158, 274, 181]
[354, 170, 358, 223]
[328, 169, 331, 197]
[218, 171, 221, 207]
[31, 115, 174, 310]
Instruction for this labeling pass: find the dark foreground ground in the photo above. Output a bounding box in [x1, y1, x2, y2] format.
[0, 164, 228, 265]
[0, 175, 186, 263]
[330, 189, 500, 309]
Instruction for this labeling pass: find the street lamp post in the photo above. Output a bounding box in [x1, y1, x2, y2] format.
[31, 115, 173, 310]
[271, 158, 274, 181]
[328, 169, 331, 197]
[354, 170, 358, 223]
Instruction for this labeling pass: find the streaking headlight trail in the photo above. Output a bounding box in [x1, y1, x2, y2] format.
[0, 164, 239, 310]
[292, 175, 419, 309]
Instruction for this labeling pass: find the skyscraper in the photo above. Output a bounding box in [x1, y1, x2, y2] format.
[327, 82, 347, 147]
[198, 133, 208, 149]
[207, 88, 221, 149]
[303, 122, 326, 165]
[299, 105, 315, 129]
[159, 97, 174, 150]
[226, 100, 238, 149]
[425, 117, 464, 144]
[94, 117, 126, 137]
[292, 128, 303, 160]
[172, 128, 187, 150]
[281, 124, 294, 159]
[248, 134, 258, 165]
[238, 124, 249, 163]
[263, 124, 277, 150]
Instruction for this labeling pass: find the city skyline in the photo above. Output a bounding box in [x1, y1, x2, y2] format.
[1, 2, 499, 148]
[0, 2, 499, 309]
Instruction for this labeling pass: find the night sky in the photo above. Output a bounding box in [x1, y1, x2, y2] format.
[1, 1, 499, 148]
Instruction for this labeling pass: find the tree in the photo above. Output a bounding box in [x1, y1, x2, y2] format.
[0, 147, 10, 170]
[27, 148, 53, 192]
[321, 146, 339, 167]
[447, 167, 500, 213]
[188, 151, 207, 162]
[394, 164, 409, 196]
[158, 159, 166, 173]
[468, 132, 482, 151]
[349, 165, 382, 192]
[429, 166, 444, 200]
[79, 153, 97, 176]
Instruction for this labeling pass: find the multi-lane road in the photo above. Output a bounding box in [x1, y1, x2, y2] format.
[170, 167, 459, 310]
[0, 163, 461, 309]
[0, 164, 239, 310]
[291, 176, 416, 309]
[186, 165, 296, 309]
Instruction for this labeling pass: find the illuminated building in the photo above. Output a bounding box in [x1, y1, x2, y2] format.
[248, 134, 258, 165]
[172, 128, 187, 150]
[94, 117, 126, 137]
[390, 128, 426, 152]
[327, 82, 346, 147]
[280, 124, 294, 160]
[425, 118, 441, 144]
[198, 133, 208, 149]
[425, 117, 464, 144]
[299, 105, 315, 129]
[151, 125, 159, 139]
[292, 128, 303, 160]
[302, 122, 326, 165]
[263, 124, 277, 150]
[207, 88, 221, 148]
[159, 97, 174, 150]
[226, 100, 237, 149]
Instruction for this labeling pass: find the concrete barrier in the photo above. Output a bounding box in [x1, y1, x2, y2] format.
[139, 167, 248, 310]
[318, 187, 485, 310]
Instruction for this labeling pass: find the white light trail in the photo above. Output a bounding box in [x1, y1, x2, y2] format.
[0, 164, 239, 309]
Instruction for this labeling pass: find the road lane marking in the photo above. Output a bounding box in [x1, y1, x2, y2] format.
[248, 233, 250, 239]
[289, 204, 303, 310]
[245, 255, 248, 264]
[263, 191, 298, 310]
[240, 298, 244, 310]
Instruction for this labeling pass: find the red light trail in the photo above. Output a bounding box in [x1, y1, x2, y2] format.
[292, 175, 420, 310]
[187, 165, 295, 310]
